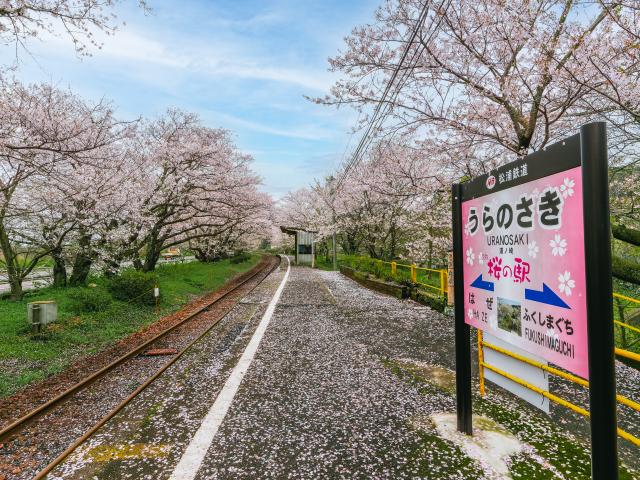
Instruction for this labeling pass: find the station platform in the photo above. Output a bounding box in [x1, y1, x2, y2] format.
[48, 258, 640, 479]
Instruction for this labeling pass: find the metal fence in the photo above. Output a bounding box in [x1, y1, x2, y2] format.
[377, 260, 448, 297]
[477, 290, 640, 447]
[613, 293, 640, 364]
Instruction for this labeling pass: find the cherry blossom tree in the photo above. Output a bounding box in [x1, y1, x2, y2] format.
[306, 0, 640, 268]
[0, 80, 132, 298]
[42, 137, 141, 286]
[0, 0, 149, 59]
[0, 84, 274, 299]
[189, 193, 273, 262]
[317, 0, 640, 177]
[116, 109, 269, 272]
[279, 138, 450, 264]
[0, 2, 279, 299]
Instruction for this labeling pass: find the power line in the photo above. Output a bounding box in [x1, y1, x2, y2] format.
[334, 0, 431, 192]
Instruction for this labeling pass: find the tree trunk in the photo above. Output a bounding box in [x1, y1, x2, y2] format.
[8, 276, 23, 301]
[69, 234, 92, 286]
[193, 248, 206, 262]
[340, 233, 359, 255]
[612, 254, 640, 284]
[142, 234, 161, 272]
[69, 254, 92, 286]
[141, 228, 162, 272]
[143, 248, 161, 272]
[51, 247, 67, 287]
[0, 223, 23, 300]
[103, 262, 119, 278]
[612, 224, 640, 247]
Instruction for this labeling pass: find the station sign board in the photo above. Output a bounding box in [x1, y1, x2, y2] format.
[460, 134, 588, 378]
[452, 123, 619, 478]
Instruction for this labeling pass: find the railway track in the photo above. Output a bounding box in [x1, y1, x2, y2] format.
[0, 255, 281, 479]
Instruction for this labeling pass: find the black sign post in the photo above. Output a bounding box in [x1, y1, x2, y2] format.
[451, 122, 618, 478]
[452, 183, 473, 435]
[580, 122, 618, 480]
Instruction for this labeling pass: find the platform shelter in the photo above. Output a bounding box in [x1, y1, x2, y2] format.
[280, 226, 316, 266]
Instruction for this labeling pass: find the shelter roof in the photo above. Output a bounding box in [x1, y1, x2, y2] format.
[280, 226, 318, 235]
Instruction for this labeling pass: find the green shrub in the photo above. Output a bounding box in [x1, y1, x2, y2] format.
[108, 270, 157, 305]
[380, 270, 396, 282]
[68, 287, 112, 313]
[230, 251, 251, 264]
[412, 290, 446, 312]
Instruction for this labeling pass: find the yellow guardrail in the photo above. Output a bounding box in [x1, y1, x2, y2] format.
[378, 260, 448, 297]
[614, 292, 640, 304]
[612, 292, 640, 362]
[616, 347, 640, 362]
[479, 359, 640, 447]
[477, 288, 640, 448]
[481, 339, 640, 413]
[616, 321, 640, 335]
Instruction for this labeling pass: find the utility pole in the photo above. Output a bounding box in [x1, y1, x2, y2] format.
[332, 232, 337, 270]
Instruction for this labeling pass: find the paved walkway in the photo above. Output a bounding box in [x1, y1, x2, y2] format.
[48, 261, 640, 480]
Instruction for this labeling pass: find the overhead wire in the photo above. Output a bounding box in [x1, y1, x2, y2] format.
[334, 0, 432, 192]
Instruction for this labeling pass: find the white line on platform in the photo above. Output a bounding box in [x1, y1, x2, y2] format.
[168, 256, 291, 480]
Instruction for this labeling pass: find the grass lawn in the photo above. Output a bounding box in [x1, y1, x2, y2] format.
[0, 254, 262, 398]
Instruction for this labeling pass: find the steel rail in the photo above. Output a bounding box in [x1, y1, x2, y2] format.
[33, 255, 281, 479]
[0, 256, 279, 444]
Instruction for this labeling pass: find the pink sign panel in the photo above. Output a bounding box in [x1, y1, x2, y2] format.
[462, 166, 588, 378]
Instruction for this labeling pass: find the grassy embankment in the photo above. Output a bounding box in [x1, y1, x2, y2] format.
[0, 254, 261, 397]
[316, 254, 442, 288]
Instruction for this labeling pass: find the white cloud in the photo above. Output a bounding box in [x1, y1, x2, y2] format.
[205, 61, 333, 91]
[203, 110, 333, 141]
[205, 12, 284, 30]
[31, 23, 334, 91]
[97, 30, 191, 68]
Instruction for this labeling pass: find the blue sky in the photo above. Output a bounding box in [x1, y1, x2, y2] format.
[2, 0, 379, 198]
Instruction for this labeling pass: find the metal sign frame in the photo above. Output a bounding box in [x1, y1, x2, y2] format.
[451, 122, 617, 479]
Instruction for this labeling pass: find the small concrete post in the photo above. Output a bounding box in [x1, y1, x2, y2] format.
[154, 285, 160, 313]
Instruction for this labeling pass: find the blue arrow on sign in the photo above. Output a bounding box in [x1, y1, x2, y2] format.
[524, 283, 570, 309]
[470, 274, 494, 292]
